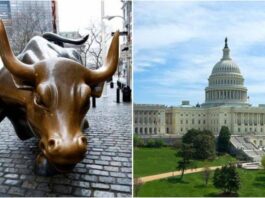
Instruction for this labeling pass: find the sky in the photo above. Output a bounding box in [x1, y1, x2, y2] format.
[57, 0, 123, 33]
[134, 1, 265, 107]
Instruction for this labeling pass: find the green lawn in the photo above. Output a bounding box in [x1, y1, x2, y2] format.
[137, 169, 265, 197]
[134, 147, 237, 177]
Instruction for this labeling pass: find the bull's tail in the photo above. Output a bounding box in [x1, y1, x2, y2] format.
[42, 32, 89, 47]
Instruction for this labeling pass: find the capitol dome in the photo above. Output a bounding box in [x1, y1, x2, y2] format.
[202, 38, 249, 107]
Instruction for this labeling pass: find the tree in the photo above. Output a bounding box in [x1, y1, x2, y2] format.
[9, 3, 52, 55]
[202, 166, 211, 186]
[177, 143, 194, 180]
[193, 133, 216, 160]
[182, 129, 199, 145]
[213, 165, 240, 195]
[261, 155, 265, 169]
[79, 23, 103, 68]
[217, 126, 231, 153]
[78, 22, 115, 69]
[182, 129, 216, 160]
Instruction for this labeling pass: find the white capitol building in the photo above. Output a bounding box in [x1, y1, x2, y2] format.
[134, 39, 265, 153]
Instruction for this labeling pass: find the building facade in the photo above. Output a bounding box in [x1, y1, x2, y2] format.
[134, 39, 265, 137]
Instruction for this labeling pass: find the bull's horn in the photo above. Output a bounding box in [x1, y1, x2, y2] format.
[85, 31, 119, 84]
[0, 20, 35, 82]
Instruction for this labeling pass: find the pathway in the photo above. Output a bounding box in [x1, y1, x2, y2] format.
[137, 166, 222, 183]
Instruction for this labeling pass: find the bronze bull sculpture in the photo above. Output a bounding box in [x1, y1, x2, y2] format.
[0, 20, 119, 175]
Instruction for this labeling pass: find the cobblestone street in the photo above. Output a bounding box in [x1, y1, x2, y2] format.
[0, 84, 132, 197]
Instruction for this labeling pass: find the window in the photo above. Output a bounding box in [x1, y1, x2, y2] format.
[135, 128, 138, 133]
[180, 120, 183, 124]
[238, 128, 240, 132]
[224, 120, 227, 124]
[192, 119, 194, 124]
[203, 120, 206, 124]
[144, 128, 147, 133]
[186, 120, 188, 124]
[198, 120, 201, 124]
[140, 128, 142, 133]
[149, 128, 152, 133]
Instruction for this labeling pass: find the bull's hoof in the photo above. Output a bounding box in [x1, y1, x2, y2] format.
[34, 153, 58, 176]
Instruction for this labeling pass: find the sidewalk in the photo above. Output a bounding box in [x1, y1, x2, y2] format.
[0, 83, 132, 197]
[138, 166, 222, 183]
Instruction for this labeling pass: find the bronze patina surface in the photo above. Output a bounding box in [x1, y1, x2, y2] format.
[0, 20, 119, 175]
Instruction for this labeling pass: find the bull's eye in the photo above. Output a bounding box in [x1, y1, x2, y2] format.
[34, 94, 46, 108]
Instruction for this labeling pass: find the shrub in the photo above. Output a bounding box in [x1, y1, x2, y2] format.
[134, 135, 144, 147]
[154, 139, 164, 148]
[146, 139, 155, 147]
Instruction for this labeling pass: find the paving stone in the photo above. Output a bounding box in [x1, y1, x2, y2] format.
[111, 161, 122, 166]
[73, 188, 91, 197]
[71, 180, 90, 188]
[86, 164, 103, 170]
[95, 160, 109, 165]
[89, 169, 109, 176]
[121, 167, 131, 173]
[8, 187, 25, 196]
[93, 190, 115, 197]
[104, 166, 119, 172]
[0, 185, 9, 193]
[37, 183, 52, 192]
[99, 176, 116, 184]
[53, 185, 72, 194]
[81, 175, 98, 182]
[22, 180, 38, 189]
[91, 183, 110, 190]
[25, 190, 46, 197]
[111, 185, 131, 193]
[117, 178, 131, 185]
[110, 172, 127, 178]
[4, 173, 19, 179]
[117, 192, 132, 197]
[4, 179, 22, 186]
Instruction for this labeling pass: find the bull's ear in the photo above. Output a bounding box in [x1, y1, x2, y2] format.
[91, 82, 105, 98]
[12, 76, 34, 90]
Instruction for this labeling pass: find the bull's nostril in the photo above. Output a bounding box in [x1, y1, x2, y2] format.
[39, 141, 45, 150]
[80, 136, 87, 145]
[48, 139, 56, 149]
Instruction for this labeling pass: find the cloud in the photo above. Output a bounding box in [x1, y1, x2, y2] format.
[134, 1, 265, 106]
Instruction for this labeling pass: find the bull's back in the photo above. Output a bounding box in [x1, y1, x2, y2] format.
[18, 36, 82, 64]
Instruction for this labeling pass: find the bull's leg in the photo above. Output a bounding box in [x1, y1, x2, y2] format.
[34, 153, 58, 176]
[6, 108, 34, 140]
[82, 118, 89, 130]
[0, 108, 6, 123]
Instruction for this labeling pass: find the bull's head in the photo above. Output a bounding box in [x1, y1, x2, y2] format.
[0, 20, 119, 172]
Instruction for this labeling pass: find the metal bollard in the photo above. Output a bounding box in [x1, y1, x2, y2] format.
[116, 88, 120, 103]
